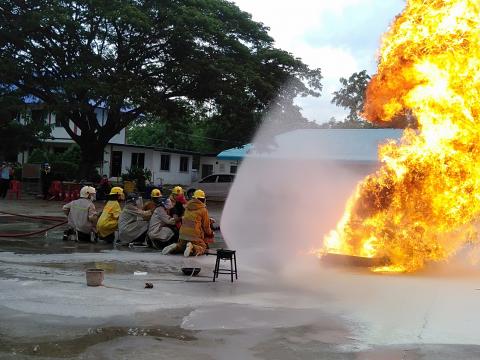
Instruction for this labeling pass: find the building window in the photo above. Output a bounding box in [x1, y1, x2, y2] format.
[131, 153, 145, 169]
[55, 114, 62, 127]
[160, 154, 170, 171]
[230, 165, 237, 174]
[179, 156, 189, 172]
[31, 109, 46, 124]
[111, 151, 123, 177]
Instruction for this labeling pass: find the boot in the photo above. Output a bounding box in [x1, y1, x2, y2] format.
[162, 243, 177, 255]
[184, 242, 193, 257]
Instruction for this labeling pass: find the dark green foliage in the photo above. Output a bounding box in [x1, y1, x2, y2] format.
[27, 149, 49, 164]
[27, 144, 81, 180]
[0, 87, 51, 160]
[127, 115, 241, 153]
[50, 160, 78, 181]
[57, 144, 81, 164]
[0, 0, 322, 176]
[121, 167, 152, 182]
[121, 167, 152, 193]
[319, 116, 377, 129]
[28, 144, 81, 164]
[331, 70, 371, 124]
[0, 120, 51, 161]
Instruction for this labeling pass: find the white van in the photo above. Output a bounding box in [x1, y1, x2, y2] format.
[187, 174, 235, 201]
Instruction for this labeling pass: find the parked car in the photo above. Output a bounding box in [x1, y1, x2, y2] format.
[187, 174, 235, 201]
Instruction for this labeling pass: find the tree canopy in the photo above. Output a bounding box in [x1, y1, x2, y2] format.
[0, 0, 322, 178]
[0, 86, 51, 161]
[331, 70, 371, 124]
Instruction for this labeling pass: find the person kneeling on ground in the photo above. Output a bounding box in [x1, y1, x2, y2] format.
[147, 197, 176, 250]
[118, 193, 152, 245]
[169, 186, 187, 229]
[63, 186, 98, 242]
[162, 189, 213, 257]
[96, 186, 124, 243]
[143, 188, 162, 212]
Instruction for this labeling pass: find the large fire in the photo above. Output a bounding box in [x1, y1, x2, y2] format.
[322, 0, 480, 272]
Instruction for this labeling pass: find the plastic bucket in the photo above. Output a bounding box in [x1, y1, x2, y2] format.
[85, 269, 104, 286]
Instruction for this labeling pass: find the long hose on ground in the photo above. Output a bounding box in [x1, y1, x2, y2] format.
[0, 211, 67, 238]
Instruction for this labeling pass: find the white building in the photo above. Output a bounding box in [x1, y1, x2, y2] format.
[102, 143, 197, 186]
[17, 104, 200, 186]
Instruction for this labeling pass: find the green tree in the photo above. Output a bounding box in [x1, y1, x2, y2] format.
[332, 70, 371, 124]
[28, 144, 82, 180]
[127, 117, 173, 148]
[0, 0, 322, 179]
[319, 116, 377, 129]
[0, 120, 51, 161]
[0, 87, 51, 160]
[127, 117, 223, 154]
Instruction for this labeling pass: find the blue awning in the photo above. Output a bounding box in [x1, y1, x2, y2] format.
[217, 144, 253, 161]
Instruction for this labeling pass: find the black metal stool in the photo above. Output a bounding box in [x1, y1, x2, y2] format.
[212, 249, 238, 282]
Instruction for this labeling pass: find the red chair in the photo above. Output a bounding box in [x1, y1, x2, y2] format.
[49, 181, 63, 200]
[8, 180, 21, 200]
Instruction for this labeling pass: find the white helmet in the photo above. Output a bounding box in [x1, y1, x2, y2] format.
[80, 186, 96, 199]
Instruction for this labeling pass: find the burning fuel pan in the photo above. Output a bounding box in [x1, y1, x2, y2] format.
[321, 253, 389, 268]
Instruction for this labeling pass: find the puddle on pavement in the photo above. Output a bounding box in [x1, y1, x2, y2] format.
[0, 326, 197, 358]
[0, 232, 117, 255]
[0, 221, 146, 255]
[0, 215, 226, 255]
[0, 216, 58, 231]
[33, 260, 181, 275]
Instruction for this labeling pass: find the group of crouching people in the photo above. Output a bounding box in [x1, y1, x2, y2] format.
[62, 185, 214, 257]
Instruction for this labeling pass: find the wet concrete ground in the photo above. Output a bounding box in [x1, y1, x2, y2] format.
[2, 199, 480, 359]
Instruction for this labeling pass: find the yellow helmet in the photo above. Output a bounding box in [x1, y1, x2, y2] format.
[109, 187, 124, 195]
[151, 188, 162, 198]
[172, 186, 184, 195]
[193, 189, 206, 199]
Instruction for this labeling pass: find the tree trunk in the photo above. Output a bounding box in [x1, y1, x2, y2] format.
[78, 141, 106, 181]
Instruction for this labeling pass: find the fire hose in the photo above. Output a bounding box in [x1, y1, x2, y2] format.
[0, 211, 67, 238]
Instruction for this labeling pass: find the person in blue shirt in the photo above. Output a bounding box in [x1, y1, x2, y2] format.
[0, 162, 11, 199]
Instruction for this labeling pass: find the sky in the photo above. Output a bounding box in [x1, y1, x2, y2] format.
[232, 0, 406, 124]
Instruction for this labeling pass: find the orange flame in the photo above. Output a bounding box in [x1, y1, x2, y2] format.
[322, 0, 480, 272]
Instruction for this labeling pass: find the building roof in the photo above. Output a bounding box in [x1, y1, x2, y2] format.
[218, 129, 404, 162]
[217, 144, 253, 161]
[109, 142, 202, 156]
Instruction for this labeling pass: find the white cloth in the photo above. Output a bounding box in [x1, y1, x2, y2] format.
[148, 206, 176, 241]
[63, 198, 97, 234]
[118, 203, 150, 242]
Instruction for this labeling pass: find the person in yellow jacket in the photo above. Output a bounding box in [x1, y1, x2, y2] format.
[162, 189, 213, 256]
[143, 188, 162, 212]
[97, 186, 124, 243]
